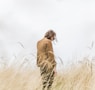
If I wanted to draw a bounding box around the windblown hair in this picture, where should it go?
[44,30,56,40]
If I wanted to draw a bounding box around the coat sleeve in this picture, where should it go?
[36,41,41,67]
[46,41,56,67]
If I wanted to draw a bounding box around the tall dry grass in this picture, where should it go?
[0,57,95,90]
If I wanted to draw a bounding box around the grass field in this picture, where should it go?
[0,57,95,90]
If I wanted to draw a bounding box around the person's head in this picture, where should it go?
[44,30,56,41]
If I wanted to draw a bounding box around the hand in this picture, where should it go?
[54,71,57,76]
[53,67,57,76]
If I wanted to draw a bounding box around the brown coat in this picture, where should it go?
[37,38,56,68]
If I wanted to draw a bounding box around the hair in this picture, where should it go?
[44,30,56,40]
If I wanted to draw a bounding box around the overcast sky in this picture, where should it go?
[0,0,95,67]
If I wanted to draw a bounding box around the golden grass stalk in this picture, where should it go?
[0,57,95,90]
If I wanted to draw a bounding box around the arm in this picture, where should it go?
[37,53,40,67]
[46,41,57,68]
[37,41,41,67]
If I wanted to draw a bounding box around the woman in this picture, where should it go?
[37,30,57,90]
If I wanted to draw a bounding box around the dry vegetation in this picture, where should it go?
[0,56,95,90]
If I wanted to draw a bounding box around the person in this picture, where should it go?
[37,30,57,90]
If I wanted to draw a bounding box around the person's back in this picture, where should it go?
[37,37,56,68]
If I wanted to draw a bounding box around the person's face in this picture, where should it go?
[51,35,56,41]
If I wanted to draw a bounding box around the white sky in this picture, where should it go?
[0,0,95,67]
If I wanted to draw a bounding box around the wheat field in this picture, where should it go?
[0,57,95,90]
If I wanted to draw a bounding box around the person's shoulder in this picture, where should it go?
[37,39,42,45]
[37,38,51,44]
[37,38,43,43]
[44,38,51,43]
[37,38,45,45]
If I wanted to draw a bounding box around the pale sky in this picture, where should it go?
[0,0,95,67]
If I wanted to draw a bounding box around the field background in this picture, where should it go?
[0,0,95,90]
[0,56,95,90]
